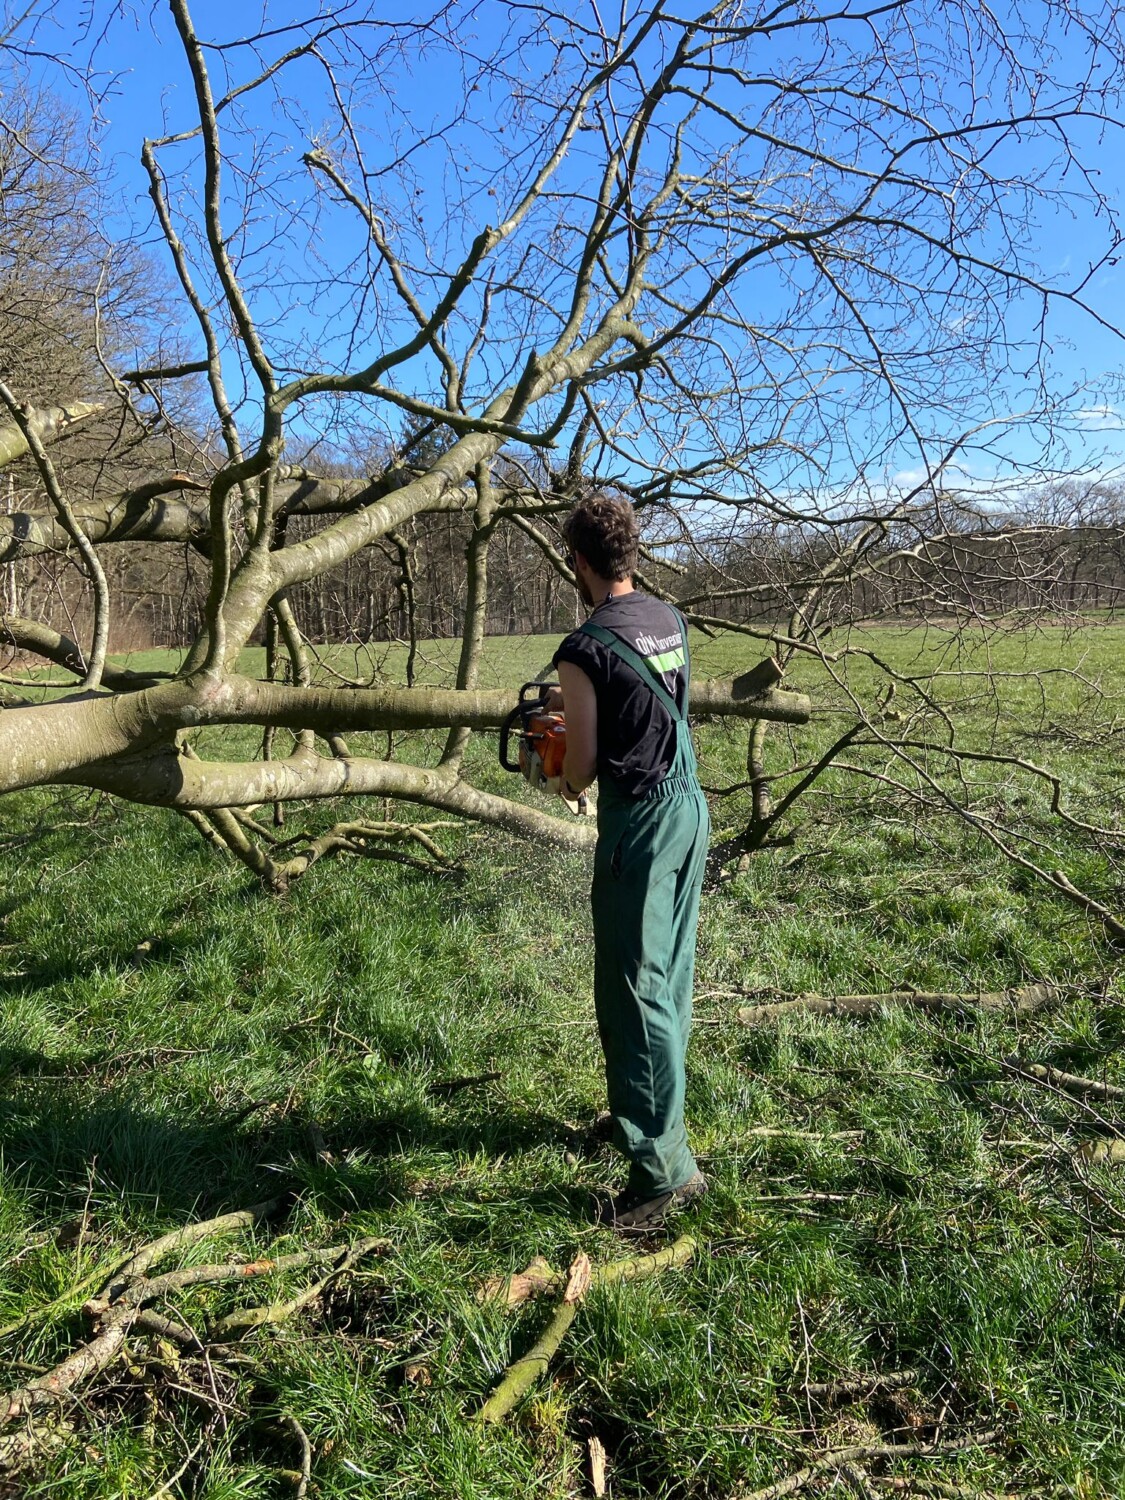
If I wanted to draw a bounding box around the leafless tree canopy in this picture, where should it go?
[0,0,1122,893]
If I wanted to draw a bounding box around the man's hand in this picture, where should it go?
[543,685,564,712]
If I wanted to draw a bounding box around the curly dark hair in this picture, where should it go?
[561,494,639,581]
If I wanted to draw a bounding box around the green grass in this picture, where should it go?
[1,624,1124,1496]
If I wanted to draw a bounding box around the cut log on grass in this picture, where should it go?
[477,1235,697,1423]
[737,985,1053,1027]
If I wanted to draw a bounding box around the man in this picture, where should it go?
[553,493,710,1231]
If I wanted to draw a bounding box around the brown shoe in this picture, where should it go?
[601,1171,708,1232]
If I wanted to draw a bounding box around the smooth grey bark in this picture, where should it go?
[0,670,812,798]
[0,402,102,470]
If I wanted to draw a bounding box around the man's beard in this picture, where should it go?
[576,572,595,607]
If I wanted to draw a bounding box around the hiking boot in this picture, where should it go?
[600,1171,708,1232]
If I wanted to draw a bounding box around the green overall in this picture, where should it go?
[579,616,710,1197]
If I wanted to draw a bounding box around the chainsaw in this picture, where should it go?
[499,681,589,815]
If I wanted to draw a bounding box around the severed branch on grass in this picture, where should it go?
[736,984,1054,1027]
[181,807,460,892]
[477,1255,560,1308]
[732,1429,1001,1500]
[0,1197,285,1344]
[207,1236,386,1337]
[1003,1060,1125,1102]
[477,1236,696,1422]
[869,1478,1025,1500]
[281,1411,312,1500]
[800,1368,920,1401]
[97,1197,286,1306]
[744,1125,864,1142]
[0,1201,387,1471]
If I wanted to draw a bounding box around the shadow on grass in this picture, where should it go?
[0,915,241,1000]
[279,1094,603,1229]
[0,1080,595,1229]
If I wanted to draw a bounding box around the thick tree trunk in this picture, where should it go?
[0,669,811,798]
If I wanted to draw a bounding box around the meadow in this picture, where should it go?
[1,622,1123,1498]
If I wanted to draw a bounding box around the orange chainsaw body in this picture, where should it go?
[499,681,589,814]
[519,708,568,782]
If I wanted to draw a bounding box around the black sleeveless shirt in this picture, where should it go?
[552,592,689,798]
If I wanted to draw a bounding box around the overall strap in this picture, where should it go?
[675,607,692,680]
[577,619,687,723]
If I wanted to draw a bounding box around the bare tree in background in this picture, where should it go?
[0,0,1122,917]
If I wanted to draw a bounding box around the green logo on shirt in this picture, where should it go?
[635,629,685,678]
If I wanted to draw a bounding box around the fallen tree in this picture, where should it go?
[0,0,1122,893]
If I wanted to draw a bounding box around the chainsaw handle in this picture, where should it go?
[498,704,524,772]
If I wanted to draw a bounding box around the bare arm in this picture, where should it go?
[557,659,598,793]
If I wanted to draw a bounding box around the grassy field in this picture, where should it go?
[1,624,1124,1497]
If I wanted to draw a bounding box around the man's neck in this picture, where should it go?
[589,576,634,605]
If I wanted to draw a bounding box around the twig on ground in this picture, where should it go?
[737,985,1053,1026]
[209,1236,386,1337]
[282,1411,312,1500]
[114,1242,384,1311]
[478,1292,581,1423]
[733,1429,1001,1500]
[745,1126,865,1142]
[0,1213,387,1472]
[0,1199,284,1344]
[97,1198,285,1307]
[140,1425,214,1500]
[131,1309,205,1350]
[801,1368,920,1400]
[870,1478,1025,1499]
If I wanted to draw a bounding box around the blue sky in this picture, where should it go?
[11,0,1125,503]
